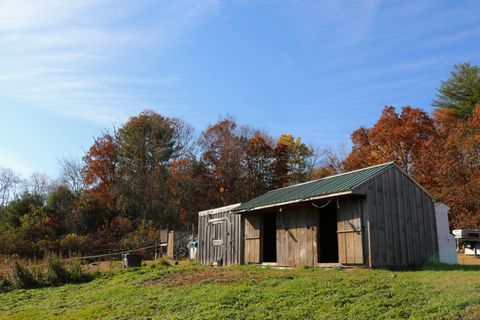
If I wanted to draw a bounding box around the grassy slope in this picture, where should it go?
[1,264,480,320]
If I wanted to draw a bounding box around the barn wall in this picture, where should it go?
[243,200,367,267]
[356,166,438,268]
[197,210,243,266]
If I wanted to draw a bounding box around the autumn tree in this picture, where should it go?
[433,62,480,119]
[83,131,119,210]
[417,107,480,228]
[344,106,436,175]
[166,158,207,228]
[200,118,248,206]
[273,134,313,186]
[245,134,275,198]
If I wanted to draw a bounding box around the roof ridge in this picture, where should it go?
[271,161,395,192]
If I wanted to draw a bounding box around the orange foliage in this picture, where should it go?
[344,105,480,229]
[82,132,118,209]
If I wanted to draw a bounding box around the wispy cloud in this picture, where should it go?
[0,0,219,125]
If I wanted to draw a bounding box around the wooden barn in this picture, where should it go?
[198,162,439,268]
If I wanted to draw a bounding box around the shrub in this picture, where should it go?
[46,257,95,285]
[0,275,12,293]
[46,257,72,285]
[11,258,95,290]
[11,262,43,289]
[67,260,95,283]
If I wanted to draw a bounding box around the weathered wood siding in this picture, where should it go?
[356,166,438,268]
[197,211,243,266]
[276,203,318,267]
[244,213,262,263]
[337,197,364,264]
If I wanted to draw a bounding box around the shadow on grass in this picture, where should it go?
[422,262,480,271]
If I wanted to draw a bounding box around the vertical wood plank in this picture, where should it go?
[368,179,378,267]
[388,168,401,267]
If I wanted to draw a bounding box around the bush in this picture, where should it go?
[46,257,95,285]
[10,258,95,290]
[46,257,72,285]
[11,262,43,289]
[0,275,12,292]
[67,260,95,283]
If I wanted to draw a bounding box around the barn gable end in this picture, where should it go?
[353,165,438,268]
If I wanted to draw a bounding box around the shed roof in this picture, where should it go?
[233,162,395,213]
[198,203,241,217]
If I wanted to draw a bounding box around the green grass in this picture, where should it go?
[1,263,480,319]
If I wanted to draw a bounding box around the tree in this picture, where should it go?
[170,118,196,160]
[344,106,436,175]
[47,185,78,234]
[200,118,248,205]
[166,158,206,228]
[433,62,480,119]
[1,192,44,229]
[25,172,52,200]
[116,110,176,224]
[274,134,313,186]
[57,157,86,195]
[245,134,275,198]
[0,167,20,207]
[308,145,347,179]
[416,107,480,228]
[83,131,119,210]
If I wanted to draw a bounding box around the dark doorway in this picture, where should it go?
[262,213,277,262]
[317,202,339,263]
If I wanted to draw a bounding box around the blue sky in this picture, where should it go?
[1,0,480,177]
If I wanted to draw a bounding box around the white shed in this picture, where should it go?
[435,203,457,264]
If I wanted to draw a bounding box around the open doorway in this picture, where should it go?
[317,201,339,263]
[262,213,277,262]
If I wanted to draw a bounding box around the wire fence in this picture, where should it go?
[0,244,160,275]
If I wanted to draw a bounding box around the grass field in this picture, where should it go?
[1,263,480,319]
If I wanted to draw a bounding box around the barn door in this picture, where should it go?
[337,199,364,264]
[244,214,262,263]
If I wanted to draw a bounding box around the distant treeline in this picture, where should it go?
[0,62,479,258]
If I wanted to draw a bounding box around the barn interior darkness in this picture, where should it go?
[317,201,339,263]
[262,213,277,262]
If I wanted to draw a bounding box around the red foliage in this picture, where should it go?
[82,132,118,210]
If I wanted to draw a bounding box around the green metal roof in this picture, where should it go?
[233,162,394,213]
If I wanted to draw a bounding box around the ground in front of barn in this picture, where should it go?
[1,262,480,319]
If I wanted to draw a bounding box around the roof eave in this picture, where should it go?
[232,191,354,214]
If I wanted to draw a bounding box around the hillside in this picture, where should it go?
[1,263,480,319]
